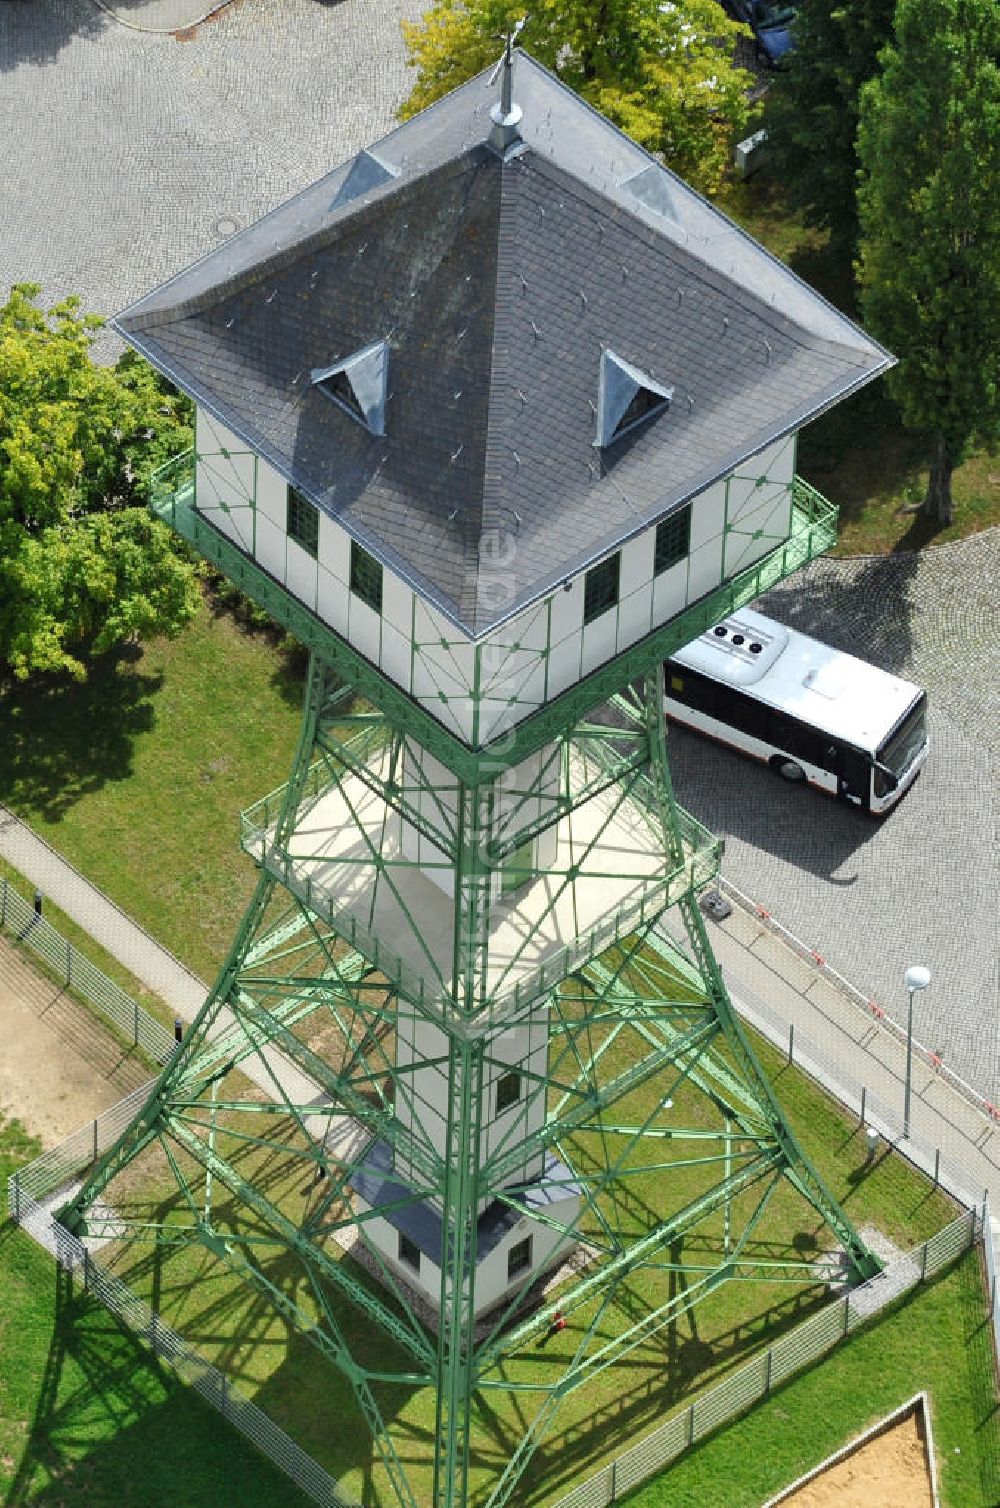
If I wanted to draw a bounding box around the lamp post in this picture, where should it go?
[903,965,931,1140]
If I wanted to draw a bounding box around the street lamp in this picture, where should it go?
[903,964,931,1140]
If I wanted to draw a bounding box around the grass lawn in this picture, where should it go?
[0,857,172,1033]
[625,1246,1000,1507]
[0,1116,312,1508]
[79,948,960,1508]
[720,176,1000,555]
[0,596,304,986]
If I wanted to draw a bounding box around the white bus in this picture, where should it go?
[665,608,928,815]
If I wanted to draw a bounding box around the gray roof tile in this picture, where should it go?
[116,53,892,637]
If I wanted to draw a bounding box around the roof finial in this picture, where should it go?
[489,16,528,156]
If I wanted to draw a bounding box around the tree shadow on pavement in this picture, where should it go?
[0,0,108,76]
[0,648,163,825]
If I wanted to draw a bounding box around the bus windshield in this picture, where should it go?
[876,694,927,793]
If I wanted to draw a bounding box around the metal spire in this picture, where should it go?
[489,16,527,155]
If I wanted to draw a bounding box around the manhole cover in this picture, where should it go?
[214,216,239,238]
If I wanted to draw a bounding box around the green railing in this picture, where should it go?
[150,451,838,784]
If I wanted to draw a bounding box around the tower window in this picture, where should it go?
[287,487,319,558]
[654,505,691,575]
[398,1232,421,1272]
[507,1236,533,1281]
[583,553,620,625]
[496,1070,522,1115]
[350,541,383,614]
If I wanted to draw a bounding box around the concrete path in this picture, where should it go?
[0,803,206,1017]
[3,795,998,1214]
[0,804,329,1110]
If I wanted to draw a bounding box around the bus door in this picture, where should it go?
[836,745,870,808]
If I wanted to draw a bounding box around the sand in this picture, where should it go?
[781,1410,935,1508]
[0,933,150,1148]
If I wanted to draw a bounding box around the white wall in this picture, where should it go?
[193,409,798,748]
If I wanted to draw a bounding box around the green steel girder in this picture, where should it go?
[151,451,837,784]
[63,616,882,1508]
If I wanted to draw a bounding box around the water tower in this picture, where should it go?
[63,46,892,1508]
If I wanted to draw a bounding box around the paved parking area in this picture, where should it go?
[1,0,997,1097]
[668,530,1000,1099]
[0,0,424,344]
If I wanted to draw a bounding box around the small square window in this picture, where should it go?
[350,541,383,614]
[507,1236,533,1282]
[287,487,319,559]
[398,1232,420,1272]
[583,553,620,625]
[654,505,691,575]
[496,1070,522,1115]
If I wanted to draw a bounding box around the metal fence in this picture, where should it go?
[549,1209,980,1508]
[983,1198,1000,1368]
[7,1178,358,1508]
[5,1101,982,1508]
[0,876,174,1065]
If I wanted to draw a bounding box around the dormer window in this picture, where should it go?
[595,349,673,448]
[311,340,388,436]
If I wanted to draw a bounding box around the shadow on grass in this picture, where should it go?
[960,1252,1000,1508]
[202,574,308,711]
[0,648,163,825]
[3,1259,309,1508]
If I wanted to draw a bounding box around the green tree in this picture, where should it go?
[401,0,755,198]
[764,0,896,259]
[0,283,199,679]
[856,0,1000,523]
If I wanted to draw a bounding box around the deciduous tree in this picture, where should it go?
[0,284,199,679]
[856,0,1000,523]
[401,0,755,198]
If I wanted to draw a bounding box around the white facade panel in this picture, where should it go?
[687,533,725,603]
[286,537,318,612]
[317,566,349,635]
[617,582,653,652]
[581,610,616,678]
[380,622,412,691]
[253,511,286,584]
[690,480,727,548]
[254,454,290,529]
[620,532,653,599]
[317,511,349,586]
[349,594,381,665]
[381,566,413,638]
[651,558,688,625]
[545,633,582,702]
[548,580,583,646]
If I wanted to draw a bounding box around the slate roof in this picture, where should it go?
[115,52,893,637]
[349,1140,581,1266]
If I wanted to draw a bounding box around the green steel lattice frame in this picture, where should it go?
[59,462,878,1508]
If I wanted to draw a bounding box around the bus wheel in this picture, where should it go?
[770,757,806,783]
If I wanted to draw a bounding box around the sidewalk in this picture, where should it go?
[0,806,325,1110]
[3,803,998,1215]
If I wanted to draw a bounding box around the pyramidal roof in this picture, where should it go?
[115,52,892,638]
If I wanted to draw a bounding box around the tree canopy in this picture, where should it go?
[0,284,199,679]
[400,0,755,198]
[764,0,896,259]
[856,0,1000,522]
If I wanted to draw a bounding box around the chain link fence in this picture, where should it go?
[6,1086,980,1508]
[549,1209,980,1508]
[0,876,174,1066]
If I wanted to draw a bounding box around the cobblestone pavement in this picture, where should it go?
[1,0,997,1097]
[0,0,425,349]
[668,529,1000,1100]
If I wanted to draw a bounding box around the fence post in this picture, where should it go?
[787,1023,794,1064]
[933,1147,940,1185]
[920,1240,928,1281]
[92,1119,98,1162]
[764,1347,772,1394]
[687,1402,695,1446]
[859,1085,866,1126]
[66,937,72,987]
[1,877,6,929]
[842,1289,850,1337]
[133,997,139,1048]
[12,1171,20,1224]
[609,1459,617,1503]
